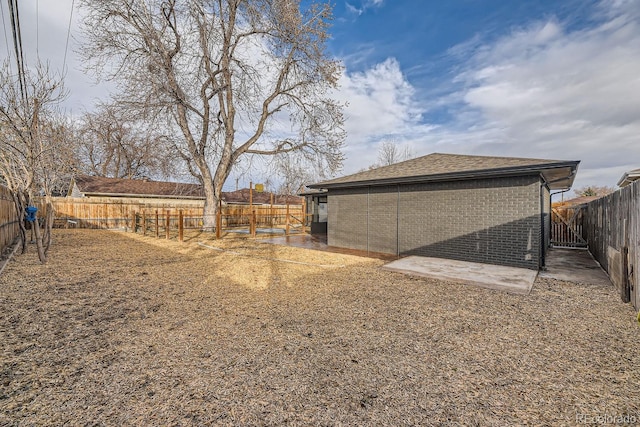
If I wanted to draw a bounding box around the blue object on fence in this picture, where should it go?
[25,206,38,222]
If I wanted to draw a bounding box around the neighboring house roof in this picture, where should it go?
[70,175,204,199]
[617,168,640,188]
[309,153,580,190]
[552,195,600,208]
[69,175,302,204]
[298,188,328,197]
[223,188,302,205]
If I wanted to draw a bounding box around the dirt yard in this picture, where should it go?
[1,230,639,426]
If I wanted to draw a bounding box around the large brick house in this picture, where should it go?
[308,153,580,270]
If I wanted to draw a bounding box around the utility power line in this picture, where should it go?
[62,0,75,73]
[0,1,12,72]
[7,0,28,104]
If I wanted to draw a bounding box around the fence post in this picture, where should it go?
[251,210,257,237]
[131,211,136,233]
[155,209,159,238]
[270,193,274,227]
[178,210,184,242]
[285,203,290,235]
[142,212,147,236]
[165,210,171,239]
[216,210,222,239]
[622,246,631,303]
[301,199,306,234]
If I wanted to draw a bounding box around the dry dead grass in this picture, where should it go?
[1,229,639,426]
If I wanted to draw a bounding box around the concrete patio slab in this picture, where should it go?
[382,256,538,295]
[538,248,611,286]
[261,234,397,260]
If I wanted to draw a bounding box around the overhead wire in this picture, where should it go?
[7,0,27,103]
[0,1,12,72]
[62,0,75,73]
[35,0,39,59]
[14,0,27,97]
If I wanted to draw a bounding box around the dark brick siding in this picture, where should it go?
[368,186,398,254]
[327,188,368,251]
[327,175,543,270]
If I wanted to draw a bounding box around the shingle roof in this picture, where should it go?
[71,175,302,204]
[552,195,600,207]
[223,188,302,205]
[310,153,580,190]
[72,175,204,198]
[617,168,640,187]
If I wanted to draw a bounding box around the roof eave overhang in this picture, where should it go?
[617,172,640,187]
[309,161,580,191]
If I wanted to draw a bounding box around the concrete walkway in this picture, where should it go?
[538,247,611,286]
[382,256,538,295]
[265,235,612,292]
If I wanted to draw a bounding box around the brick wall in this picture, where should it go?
[327,175,543,269]
[368,186,399,254]
[327,188,368,251]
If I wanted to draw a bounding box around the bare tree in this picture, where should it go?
[79,0,345,229]
[360,141,413,171]
[573,185,616,198]
[275,155,317,195]
[77,104,175,179]
[0,61,68,262]
[377,141,413,166]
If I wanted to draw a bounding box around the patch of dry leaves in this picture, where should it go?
[1,229,639,426]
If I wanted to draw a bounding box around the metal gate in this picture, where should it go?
[551,205,587,248]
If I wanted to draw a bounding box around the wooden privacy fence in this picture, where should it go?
[0,185,20,254]
[129,205,307,241]
[551,205,587,248]
[583,180,640,310]
[48,197,203,229]
[46,197,306,237]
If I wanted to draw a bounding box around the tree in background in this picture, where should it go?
[79,0,344,229]
[0,61,69,262]
[377,140,413,167]
[361,141,413,171]
[573,186,616,198]
[77,104,176,180]
[275,154,317,195]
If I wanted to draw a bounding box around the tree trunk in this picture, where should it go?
[33,216,47,264]
[11,192,28,254]
[202,178,218,231]
[42,201,55,255]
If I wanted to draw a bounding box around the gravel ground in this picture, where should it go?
[1,229,639,426]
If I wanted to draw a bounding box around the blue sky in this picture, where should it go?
[325,0,640,191]
[3,0,639,192]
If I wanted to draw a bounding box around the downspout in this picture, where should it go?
[550,189,570,204]
[539,180,553,269]
[540,181,545,269]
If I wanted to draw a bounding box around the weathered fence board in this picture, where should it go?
[551,206,587,247]
[47,197,304,230]
[583,180,639,309]
[0,185,19,254]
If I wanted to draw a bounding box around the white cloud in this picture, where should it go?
[337,1,640,190]
[335,58,428,170]
[345,0,384,17]
[0,0,113,113]
[448,2,640,188]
